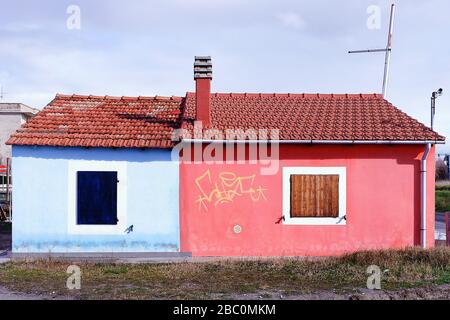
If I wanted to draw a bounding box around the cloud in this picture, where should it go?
[277,12,306,30]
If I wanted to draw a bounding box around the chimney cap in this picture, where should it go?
[194,56,212,79]
[194,56,211,60]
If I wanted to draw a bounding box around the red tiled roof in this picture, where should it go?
[184,93,445,142]
[7,92,445,148]
[7,94,184,149]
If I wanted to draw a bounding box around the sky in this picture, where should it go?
[0,0,449,152]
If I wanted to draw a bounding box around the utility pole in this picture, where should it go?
[349,4,396,99]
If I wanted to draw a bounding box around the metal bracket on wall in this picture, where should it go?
[275,215,285,224]
[124,225,134,234]
[336,215,347,224]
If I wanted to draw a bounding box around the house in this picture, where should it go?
[0,103,39,164]
[0,103,38,218]
[6,57,445,256]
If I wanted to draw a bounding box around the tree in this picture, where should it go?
[436,159,449,181]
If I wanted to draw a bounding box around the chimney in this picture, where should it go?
[194,56,212,126]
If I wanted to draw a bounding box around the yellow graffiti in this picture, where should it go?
[194,170,267,211]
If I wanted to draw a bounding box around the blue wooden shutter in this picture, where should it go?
[77,171,118,225]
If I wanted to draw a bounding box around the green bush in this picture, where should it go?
[436,190,450,212]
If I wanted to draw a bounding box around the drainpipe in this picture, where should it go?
[421,143,431,249]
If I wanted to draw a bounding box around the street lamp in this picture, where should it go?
[431,88,443,130]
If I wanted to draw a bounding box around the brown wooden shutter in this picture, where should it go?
[290,175,339,218]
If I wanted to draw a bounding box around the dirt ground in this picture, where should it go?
[0,286,60,300]
[231,285,450,300]
[1,284,449,301]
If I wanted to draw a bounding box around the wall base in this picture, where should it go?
[10,252,192,262]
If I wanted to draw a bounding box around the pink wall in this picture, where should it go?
[180,144,435,256]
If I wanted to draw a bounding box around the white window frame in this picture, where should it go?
[282,167,347,226]
[68,160,127,235]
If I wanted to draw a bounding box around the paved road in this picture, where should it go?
[436,212,447,223]
[436,213,447,240]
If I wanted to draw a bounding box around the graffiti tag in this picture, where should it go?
[195,170,267,211]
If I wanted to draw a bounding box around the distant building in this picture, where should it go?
[0,103,39,164]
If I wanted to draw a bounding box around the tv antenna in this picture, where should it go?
[349,4,396,98]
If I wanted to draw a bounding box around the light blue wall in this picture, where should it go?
[12,146,180,253]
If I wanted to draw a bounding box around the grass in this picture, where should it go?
[436,185,450,212]
[0,247,449,299]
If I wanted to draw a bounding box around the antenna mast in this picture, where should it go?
[349,4,396,98]
[0,85,8,101]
